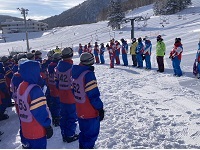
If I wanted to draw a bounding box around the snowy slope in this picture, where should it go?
[1,0,200,148]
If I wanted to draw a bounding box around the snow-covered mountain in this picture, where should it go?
[1,0,200,148]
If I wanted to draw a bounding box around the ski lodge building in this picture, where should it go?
[1,19,48,34]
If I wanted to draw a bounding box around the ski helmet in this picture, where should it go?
[52,53,61,61]
[26,52,35,60]
[61,47,73,58]
[1,56,9,63]
[47,50,54,58]
[80,52,94,66]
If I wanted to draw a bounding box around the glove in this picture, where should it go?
[98,109,104,121]
[45,126,53,139]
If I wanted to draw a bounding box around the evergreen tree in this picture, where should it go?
[108,0,125,30]
[153,0,192,15]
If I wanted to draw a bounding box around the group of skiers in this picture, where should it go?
[78,35,183,77]
[0,48,104,149]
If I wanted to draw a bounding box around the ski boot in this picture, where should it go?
[63,134,79,143]
[52,117,60,127]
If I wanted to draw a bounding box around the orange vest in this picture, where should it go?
[18,82,46,139]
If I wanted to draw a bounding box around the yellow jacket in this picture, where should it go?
[54,48,61,53]
[130,42,138,55]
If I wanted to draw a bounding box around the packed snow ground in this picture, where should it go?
[1,0,200,148]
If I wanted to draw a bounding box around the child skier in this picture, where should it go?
[0,62,9,121]
[130,38,138,67]
[71,52,104,149]
[194,41,200,78]
[120,38,128,66]
[47,53,61,127]
[169,38,183,77]
[17,60,53,149]
[55,47,78,143]
[100,43,105,64]
[136,37,144,68]
[93,42,100,64]
[143,37,152,70]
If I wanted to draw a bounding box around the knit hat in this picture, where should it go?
[61,47,73,58]
[80,52,94,66]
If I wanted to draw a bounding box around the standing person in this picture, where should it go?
[0,62,9,121]
[26,52,35,60]
[54,46,62,54]
[136,37,144,68]
[10,58,28,148]
[88,43,92,53]
[47,53,61,127]
[41,50,54,111]
[156,35,166,72]
[71,52,104,149]
[83,45,88,53]
[120,38,128,66]
[108,44,115,68]
[1,56,13,107]
[17,60,53,149]
[55,47,78,143]
[93,42,100,64]
[78,44,83,57]
[130,38,138,67]
[99,43,105,64]
[143,37,152,70]
[194,41,200,78]
[115,40,121,65]
[169,38,183,77]
[34,50,43,63]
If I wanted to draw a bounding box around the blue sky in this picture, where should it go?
[0,0,86,20]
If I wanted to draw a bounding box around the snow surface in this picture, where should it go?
[1,0,200,148]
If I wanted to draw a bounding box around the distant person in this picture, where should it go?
[115,40,121,65]
[130,38,138,67]
[71,52,104,149]
[99,43,105,64]
[108,43,114,68]
[121,38,128,66]
[54,46,61,54]
[169,38,183,77]
[143,37,152,70]
[136,37,144,68]
[78,44,83,57]
[193,41,200,78]
[17,60,53,149]
[88,43,92,53]
[156,35,166,72]
[93,42,100,64]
